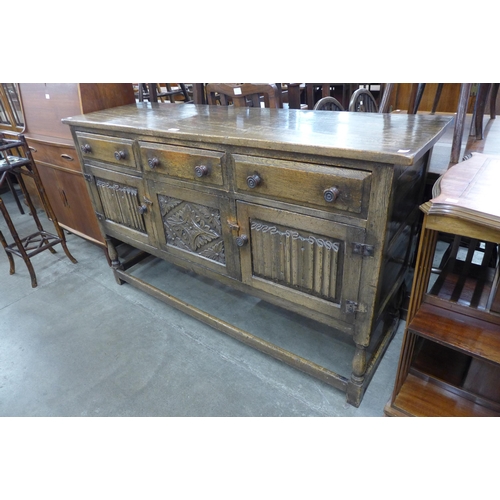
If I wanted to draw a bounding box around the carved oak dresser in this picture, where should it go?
[63,103,452,406]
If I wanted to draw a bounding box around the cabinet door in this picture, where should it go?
[236,201,366,323]
[36,163,105,244]
[146,179,239,278]
[84,165,156,247]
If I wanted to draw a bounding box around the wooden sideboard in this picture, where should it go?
[18,83,136,249]
[63,103,452,406]
[385,153,500,416]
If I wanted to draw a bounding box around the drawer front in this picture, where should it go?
[75,132,136,169]
[139,142,225,187]
[233,154,371,214]
[28,140,81,173]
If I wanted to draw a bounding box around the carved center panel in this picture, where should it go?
[158,195,225,265]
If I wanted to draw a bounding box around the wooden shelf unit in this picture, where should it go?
[386,152,500,417]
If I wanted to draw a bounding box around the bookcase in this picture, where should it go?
[385,152,500,416]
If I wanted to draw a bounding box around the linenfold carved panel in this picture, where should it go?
[158,195,225,264]
[250,220,342,302]
[95,178,146,233]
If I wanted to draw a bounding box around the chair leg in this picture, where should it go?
[473,83,492,140]
[450,83,472,165]
[430,83,444,114]
[491,83,499,119]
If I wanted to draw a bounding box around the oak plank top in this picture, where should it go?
[62,103,453,166]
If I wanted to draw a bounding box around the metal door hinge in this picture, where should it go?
[83,173,93,182]
[95,211,104,221]
[345,300,366,314]
[352,242,374,257]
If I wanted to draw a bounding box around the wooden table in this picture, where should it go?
[63,104,452,406]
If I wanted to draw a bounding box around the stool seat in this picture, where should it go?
[0,134,77,288]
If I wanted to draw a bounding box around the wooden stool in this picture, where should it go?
[0,134,77,288]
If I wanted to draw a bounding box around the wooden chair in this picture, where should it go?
[348,85,394,113]
[205,83,282,108]
[348,88,379,112]
[137,83,191,103]
[313,96,344,111]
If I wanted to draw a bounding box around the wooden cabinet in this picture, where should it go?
[63,103,451,406]
[18,83,136,248]
[385,153,500,416]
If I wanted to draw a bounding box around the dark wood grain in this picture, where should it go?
[62,103,453,166]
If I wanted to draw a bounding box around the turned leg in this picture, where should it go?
[346,344,367,407]
[105,236,125,285]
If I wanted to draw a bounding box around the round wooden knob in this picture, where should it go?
[323,187,340,203]
[235,235,249,247]
[80,143,92,154]
[148,157,159,168]
[114,150,126,160]
[247,174,261,189]
[194,165,209,177]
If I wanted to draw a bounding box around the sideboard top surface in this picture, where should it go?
[62,103,453,166]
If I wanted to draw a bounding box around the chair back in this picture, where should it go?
[313,96,344,111]
[205,83,282,108]
[349,88,379,112]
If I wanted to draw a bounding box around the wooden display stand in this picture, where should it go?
[385,152,500,417]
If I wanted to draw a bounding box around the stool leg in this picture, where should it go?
[21,147,78,265]
[0,227,16,276]
[0,196,38,287]
[15,172,57,255]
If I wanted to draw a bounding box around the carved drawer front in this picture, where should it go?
[147,180,238,277]
[28,140,81,173]
[236,202,366,322]
[75,132,136,169]
[233,154,371,215]
[85,166,155,246]
[139,142,225,187]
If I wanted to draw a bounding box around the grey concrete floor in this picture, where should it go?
[0,188,405,417]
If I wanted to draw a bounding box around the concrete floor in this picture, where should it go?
[0,187,405,417]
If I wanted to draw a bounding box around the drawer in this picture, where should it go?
[139,142,225,187]
[75,132,136,169]
[233,155,371,215]
[28,140,81,173]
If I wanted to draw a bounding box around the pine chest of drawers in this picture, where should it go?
[63,103,452,406]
